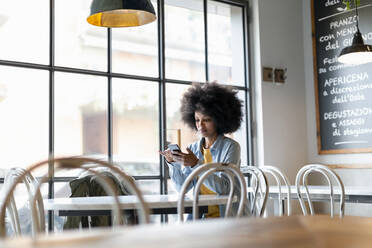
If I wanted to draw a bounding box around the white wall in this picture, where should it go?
[252,0,372,216]
[255,0,308,182]
[302,0,372,216]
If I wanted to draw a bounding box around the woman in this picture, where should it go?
[160,82,243,218]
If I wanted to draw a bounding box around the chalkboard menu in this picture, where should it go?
[312,0,372,154]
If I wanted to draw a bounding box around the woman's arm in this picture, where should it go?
[166,161,195,192]
[165,144,204,192]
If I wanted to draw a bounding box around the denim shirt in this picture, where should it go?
[167,135,241,194]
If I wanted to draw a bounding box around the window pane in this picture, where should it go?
[54,72,107,160]
[55,0,107,71]
[231,91,248,166]
[112,79,159,176]
[136,180,160,194]
[166,84,198,151]
[0,0,49,64]
[165,0,205,82]
[0,66,48,172]
[112,1,158,77]
[208,1,245,86]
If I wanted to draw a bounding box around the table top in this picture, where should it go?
[2,215,372,248]
[43,185,372,213]
[43,194,231,211]
[264,185,372,203]
[268,185,372,195]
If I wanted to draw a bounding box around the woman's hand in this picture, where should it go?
[172,148,199,167]
[159,149,175,163]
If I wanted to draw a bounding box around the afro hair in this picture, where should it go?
[180,82,243,135]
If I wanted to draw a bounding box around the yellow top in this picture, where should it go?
[199,147,220,218]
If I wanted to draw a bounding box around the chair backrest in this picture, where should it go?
[3,168,45,236]
[261,165,292,216]
[177,162,247,221]
[295,164,345,218]
[0,156,150,238]
[242,166,269,217]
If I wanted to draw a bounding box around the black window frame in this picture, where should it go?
[0,0,252,229]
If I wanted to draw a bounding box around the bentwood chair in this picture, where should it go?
[261,165,292,216]
[0,156,150,238]
[295,164,345,218]
[242,166,269,217]
[3,168,45,236]
[177,162,247,221]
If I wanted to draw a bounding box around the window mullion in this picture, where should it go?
[204,0,209,82]
[108,28,113,163]
[158,0,168,196]
[48,0,56,232]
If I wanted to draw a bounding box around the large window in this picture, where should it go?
[0,0,251,224]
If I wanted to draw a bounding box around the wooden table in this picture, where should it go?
[44,194,231,216]
[2,215,372,247]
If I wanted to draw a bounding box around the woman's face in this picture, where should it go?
[194,111,217,138]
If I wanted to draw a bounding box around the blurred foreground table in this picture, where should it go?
[2,215,372,248]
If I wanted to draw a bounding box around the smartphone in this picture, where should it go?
[168,144,181,153]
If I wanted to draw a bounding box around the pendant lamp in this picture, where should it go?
[338,0,372,64]
[87,0,156,28]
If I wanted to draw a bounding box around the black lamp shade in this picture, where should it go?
[87,0,156,27]
[338,30,372,64]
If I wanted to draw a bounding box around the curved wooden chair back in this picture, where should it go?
[295,164,345,218]
[177,162,247,221]
[261,165,292,216]
[0,156,150,238]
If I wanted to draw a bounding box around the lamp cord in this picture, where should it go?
[354,0,359,30]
